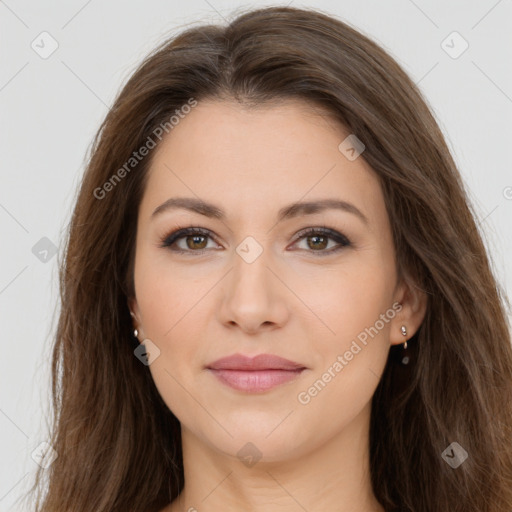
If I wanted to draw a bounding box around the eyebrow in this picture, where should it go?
[151,197,369,225]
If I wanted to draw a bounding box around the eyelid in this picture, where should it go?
[292,226,350,244]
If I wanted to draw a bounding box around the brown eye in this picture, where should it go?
[293,227,351,255]
[160,227,217,253]
[185,234,208,250]
[306,234,329,251]
[160,226,351,256]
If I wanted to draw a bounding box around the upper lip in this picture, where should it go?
[207,353,306,371]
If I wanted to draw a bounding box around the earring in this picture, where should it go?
[133,328,138,338]
[400,325,409,365]
[400,325,407,349]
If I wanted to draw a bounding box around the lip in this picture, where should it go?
[206,353,307,392]
[207,353,305,371]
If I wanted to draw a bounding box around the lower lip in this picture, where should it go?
[208,368,305,392]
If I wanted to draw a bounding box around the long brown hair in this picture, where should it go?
[24,6,512,512]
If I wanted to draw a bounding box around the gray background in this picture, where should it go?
[1,0,511,510]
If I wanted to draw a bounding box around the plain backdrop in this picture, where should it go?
[1,0,511,510]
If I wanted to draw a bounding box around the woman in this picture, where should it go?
[26,6,512,512]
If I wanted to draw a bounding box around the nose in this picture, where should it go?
[217,246,290,334]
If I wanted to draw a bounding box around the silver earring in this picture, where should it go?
[400,325,408,349]
[133,328,138,338]
[400,325,409,365]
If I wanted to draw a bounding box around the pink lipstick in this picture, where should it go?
[206,353,306,392]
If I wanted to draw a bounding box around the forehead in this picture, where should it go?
[140,99,383,225]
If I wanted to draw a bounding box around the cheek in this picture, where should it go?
[139,293,203,420]
[294,276,393,430]
[134,257,210,399]
[299,258,394,341]
[135,252,204,337]
[299,261,394,403]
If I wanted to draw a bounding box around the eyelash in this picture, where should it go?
[159,225,351,256]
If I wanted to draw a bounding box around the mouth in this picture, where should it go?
[206,353,307,393]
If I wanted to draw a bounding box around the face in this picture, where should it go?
[129,99,413,463]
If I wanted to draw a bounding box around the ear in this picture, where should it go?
[389,274,428,346]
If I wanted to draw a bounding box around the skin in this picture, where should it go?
[128,99,427,512]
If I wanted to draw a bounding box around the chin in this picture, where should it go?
[197,419,311,464]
